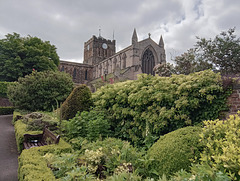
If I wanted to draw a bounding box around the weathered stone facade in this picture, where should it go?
[59,29,166,83]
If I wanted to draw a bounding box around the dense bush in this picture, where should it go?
[65,110,111,142]
[93,70,228,147]
[147,126,203,179]
[0,106,14,115]
[7,70,73,111]
[199,113,240,180]
[79,137,143,179]
[0,81,13,97]
[61,84,92,120]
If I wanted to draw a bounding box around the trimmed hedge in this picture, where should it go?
[0,106,14,115]
[147,126,203,178]
[18,149,56,181]
[14,113,72,153]
[61,84,92,120]
[15,112,72,181]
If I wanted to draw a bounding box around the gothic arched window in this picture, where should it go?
[141,48,155,75]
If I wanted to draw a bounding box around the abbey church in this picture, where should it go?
[59,29,166,87]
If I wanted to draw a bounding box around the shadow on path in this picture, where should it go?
[0,115,18,181]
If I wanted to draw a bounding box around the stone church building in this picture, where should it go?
[59,29,166,86]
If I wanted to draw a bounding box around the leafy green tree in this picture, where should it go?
[196,28,240,75]
[173,28,240,75]
[0,33,59,81]
[7,70,73,111]
[174,49,213,75]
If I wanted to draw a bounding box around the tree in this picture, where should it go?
[196,28,240,75]
[0,33,60,82]
[174,48,213,75]
[173,28,240,75]
[7,70,74,111]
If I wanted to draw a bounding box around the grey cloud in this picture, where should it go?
[0,0,240,63]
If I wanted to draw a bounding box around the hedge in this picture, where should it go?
[18,149,56,181]
[14,112,72,181]
[14,118,72,153]
[0,106,14,115]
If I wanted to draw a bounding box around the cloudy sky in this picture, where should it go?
[0,0,240,63]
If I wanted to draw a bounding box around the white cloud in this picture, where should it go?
[0,0,239,63]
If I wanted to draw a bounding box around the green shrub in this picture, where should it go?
[0,81,14,97]
[147,126,203,179]
[66,110,111,142]
[79,137,143,178]
[0,106,14,115]
[7,70,73,111]
[18,149,55,181]
[165,163,231,181]
[92,70,228,147]
[61,84,92,120]
[199,113,240,180]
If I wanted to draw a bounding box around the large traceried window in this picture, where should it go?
[141,48,155,75]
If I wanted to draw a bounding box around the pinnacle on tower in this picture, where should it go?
[159,35,164,48]
[132,28,138,45]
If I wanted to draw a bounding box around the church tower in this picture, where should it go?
[83,35,116,65]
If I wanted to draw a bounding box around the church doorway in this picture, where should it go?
[141,48,155,75]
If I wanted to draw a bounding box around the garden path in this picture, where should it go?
[0,115,18,181]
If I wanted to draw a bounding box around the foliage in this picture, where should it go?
[65,110,111,142]
[158,163,231,181]
[105,171,142,181]
[0,81,14,97]
[18,149,55,181]
[147,126,203,179]
[199,113,240,180]
[14,113,71,152]
[0,32,59,82]
[0,106,14,115]
[79,137,143,178]
[93,70,228,147]
[61,84,92,120]
[7,70,73,111]
[153,62,176,77]
[173,28,240,75]
[173,48,213,75]
[196,28,240,75]
[21,112,58,131]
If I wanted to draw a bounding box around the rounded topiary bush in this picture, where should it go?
[147,126,203,178]
[61,84,92,120]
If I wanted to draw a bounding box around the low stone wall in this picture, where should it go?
[0,97,12,107]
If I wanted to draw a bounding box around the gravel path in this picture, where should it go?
[0,115,18,181]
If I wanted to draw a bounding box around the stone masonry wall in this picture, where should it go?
[227,85,240,116]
